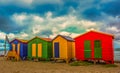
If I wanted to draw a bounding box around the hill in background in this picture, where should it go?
[115,48,120,51]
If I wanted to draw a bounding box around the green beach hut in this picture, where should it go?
[27,36,52,60]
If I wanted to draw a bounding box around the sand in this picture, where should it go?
[0,57,120,73]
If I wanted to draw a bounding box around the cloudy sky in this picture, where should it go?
[0,0,120,48]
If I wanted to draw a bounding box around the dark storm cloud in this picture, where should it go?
[0,5,28,33]
[100,0,120,16]
[82,7,102,21]
[80,0,120,21]
[0,16,28,34]
[0,17,14,33]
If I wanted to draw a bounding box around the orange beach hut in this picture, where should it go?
[52,35,75,63]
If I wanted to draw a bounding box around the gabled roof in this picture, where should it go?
[28,36,51,42]
[52,35,74,41]
[41,37,52,41]
[75,30,114,39]
[10,38,28,43]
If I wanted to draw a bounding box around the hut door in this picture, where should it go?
[94,40,102,58]
[84,41,91,58]
[54,42,59,58]
[38,44,42,57]
[15,44,17,52]
[17,43,20,55]
[32,44,36,57]
[12,44,15,51]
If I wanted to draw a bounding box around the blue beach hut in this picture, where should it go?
[9,38,28,60]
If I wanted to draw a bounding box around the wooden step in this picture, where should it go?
[7,51,20,61]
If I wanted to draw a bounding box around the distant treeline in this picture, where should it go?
[115,48,120,51]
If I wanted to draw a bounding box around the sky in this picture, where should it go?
[0,0,120,48]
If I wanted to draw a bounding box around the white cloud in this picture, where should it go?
[49,34,57,39]
[70,33,80,38]
[32,25,43,34]
[12,13,44,26]
[106,27,119,32]
[0,31,16,40]
[99,13,120,40]
[19,32,29,38]
[0,30,30,41]
[59,31,80,38]
[52,27,59,34]
[59,31,70,36]
[80,20,98,28]
[8,32,29,40]
[33,15,44,23]
[12,13,27,26]
[0,31,6,40]
[8,33,15,39]
[22,0,33,4]
[11,12,101,39]
[46,12,52,19]
[49,31,79,39]
[86,28,96,32]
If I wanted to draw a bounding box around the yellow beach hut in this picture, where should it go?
[52,35,75,63]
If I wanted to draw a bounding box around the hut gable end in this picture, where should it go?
[52,35,74,42]
[28,36,51,43]
[53,36,67,42]
[75,30,114,39]
[10,39,28,44]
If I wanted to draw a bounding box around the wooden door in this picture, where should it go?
[54,42,59,58]
[32,44,36,57]
[38,44,42,57]
[12,43,15,51]
[84,40,91,58]
[94,40,102,58]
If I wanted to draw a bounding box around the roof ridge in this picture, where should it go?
[10,38,28,43]
[28,36,51,42]
[53,35,74,41]
[75,30,114,39]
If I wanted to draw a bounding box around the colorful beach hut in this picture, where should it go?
[7,39,28,60]
[52,35,75,63]
[27,36,52,60]
[74,30,114,64]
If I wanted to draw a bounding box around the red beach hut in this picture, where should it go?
[74,30,114,64]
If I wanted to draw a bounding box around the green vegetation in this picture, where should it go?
[103,64,118,67]
[38,58,50,63]
[115,48,120,51]
[11,58,18,62]
[70,61,118,67]
[70,61,93,66]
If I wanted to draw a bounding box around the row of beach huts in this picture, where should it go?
[6,30,114,64]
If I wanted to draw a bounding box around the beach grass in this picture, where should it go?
[70,61,93,66]
[103,64,118,67]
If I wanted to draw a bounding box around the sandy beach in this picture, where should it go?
[0,57,120,73]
